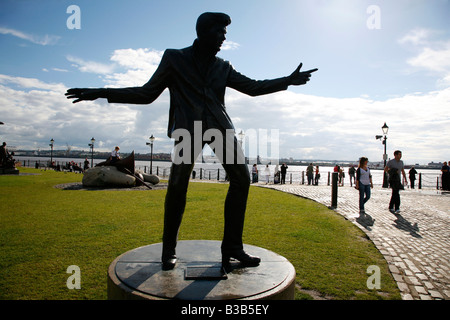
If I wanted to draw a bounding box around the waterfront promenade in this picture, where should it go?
[259,183,450,300]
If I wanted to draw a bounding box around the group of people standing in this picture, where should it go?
[306,163,320,185]
[251,163,289,184]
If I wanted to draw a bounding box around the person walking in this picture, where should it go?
[348,165,356,187]
[355,157,373,215]
[385,150,408,214]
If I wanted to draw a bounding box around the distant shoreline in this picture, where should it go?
[13,154,444,170]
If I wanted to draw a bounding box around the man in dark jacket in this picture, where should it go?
[66,12,318,270]
[280,163,288,184]
[408,166,417,189]
[385,150,408,214]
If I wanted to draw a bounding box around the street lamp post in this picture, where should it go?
[146,135,155,174]
[49,138,54,166]
[88,137,95,168]
[376,122,389,188]
[0,123,4,146]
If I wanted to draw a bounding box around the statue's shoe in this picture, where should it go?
[222,250,260,271]
[161,255,177,270]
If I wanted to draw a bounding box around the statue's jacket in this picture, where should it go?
[106,40,290,138]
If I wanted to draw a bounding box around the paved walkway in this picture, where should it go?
[259,183,450,300]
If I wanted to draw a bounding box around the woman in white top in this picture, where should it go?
[264,165,270,184]
[355,157,373,214]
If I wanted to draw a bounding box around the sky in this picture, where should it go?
[0,0,449,165]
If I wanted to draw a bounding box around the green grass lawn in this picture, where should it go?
[0,168,400,300]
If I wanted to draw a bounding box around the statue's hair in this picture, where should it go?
[196,12,231,38]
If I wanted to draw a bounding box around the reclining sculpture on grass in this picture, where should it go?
[82,151,158,188]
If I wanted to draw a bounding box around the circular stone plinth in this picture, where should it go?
[107,240,295,300]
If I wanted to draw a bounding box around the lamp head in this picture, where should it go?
[382,123,389,135]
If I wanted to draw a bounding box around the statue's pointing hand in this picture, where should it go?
[289,63,318,86]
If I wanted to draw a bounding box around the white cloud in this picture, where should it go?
[438,74,450,87]
[221,40,240,51]
[43,67,69,73]
[398,28,436,46]
[0,27,60,46]
[110,48,163,70]
[68,48,164,87]
[0,73,139,152]
[104,48,164,87]
[0,74,65,92]
[66,55,115,74]
[399,28,450,87]
[407,44,450,73]
[52,68,69,73]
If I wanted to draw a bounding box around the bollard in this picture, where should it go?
[290,173,292,184]
[418,173,422,189]
[330,172,338,209]
[327,172,330,186]
[301,171,305,185]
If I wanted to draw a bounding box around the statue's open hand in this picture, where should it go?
[289,63,318,86]
[65,88,105,103]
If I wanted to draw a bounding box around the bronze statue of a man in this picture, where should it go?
[66,12,317,271]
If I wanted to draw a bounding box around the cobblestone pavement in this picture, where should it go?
[259,183,450,300]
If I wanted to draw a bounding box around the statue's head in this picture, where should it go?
[196,12,231,53]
